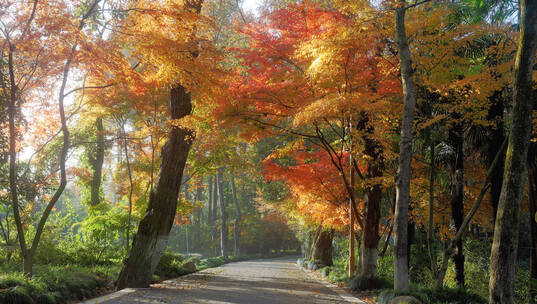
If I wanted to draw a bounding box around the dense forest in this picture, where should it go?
[0,0,536,303]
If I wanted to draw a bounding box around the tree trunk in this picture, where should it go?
[217,169,228,257]
[489,2,537,302]
[193,180,202,253]
[358,112,383,279]
[122,121,134,252]
[528,163,537,303]
[89,117,105,206]
[486,90,506,225]
[207,176,213,225]
[116,84,194,289]
[361,185,381,278]
[312,229,334,267]
[393,0,417,291]
[231,174,241,256]
[449,126,465,287]
[211,176,219,256]
[427,140,438,280]
[309,225,322,259]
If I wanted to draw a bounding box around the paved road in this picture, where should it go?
[87,256,363,304]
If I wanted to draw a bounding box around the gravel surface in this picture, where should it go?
[89,256,360,304]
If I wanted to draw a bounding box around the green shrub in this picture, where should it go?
[348,275,392,291]
[155,252,190,279]
[319,266,330,277]
[0,286,35,304]
[377,287,486,304]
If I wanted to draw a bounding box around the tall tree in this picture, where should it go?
[3,0,102,275]
[489,0,537,302]
[231,174,241,256]
[393,0,418,291]
[192,179,202,253]
[116,84,195,288]
[217,169,228,257]
[448,123,465,287]
[88,117,106,206]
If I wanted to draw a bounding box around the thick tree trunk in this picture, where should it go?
[393,1,417,291]
[312,229,334,267]
[489,2,537,302]
[116,84,194,289]
[449,126,465,287]
[89,117,105,206]
[217,169,228,257]
[358,112,383,279]
[361,185,381,278]
[231,174,241,256]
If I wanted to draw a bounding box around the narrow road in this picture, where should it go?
[86,256,363,304]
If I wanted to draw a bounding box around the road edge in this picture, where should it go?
[297,264,368,304]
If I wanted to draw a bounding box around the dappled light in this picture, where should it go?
[0,0,536,303]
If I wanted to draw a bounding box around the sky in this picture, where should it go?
[241,0,263,15]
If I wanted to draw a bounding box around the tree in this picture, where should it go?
[216,168,228,257]
[489,0,537,302]
[393,0,418,291]
[1,0,104,275]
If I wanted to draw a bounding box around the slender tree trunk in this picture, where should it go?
[427,140,438,280]
[489,2,537,302]
[193,180,202,253]
[310,225,322,259]
[231,174,241,256]
[393,0,417,291]
[116,84,194,289]
[211,176,219,256]
[207,176,213,225]
[6,0,97,272]
[89,117,105,206]
[486,91,506,225]
[217,169,228,257]
[122,122,134,252]
[449,126,465,287]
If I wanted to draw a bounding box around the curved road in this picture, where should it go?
[84,256,365,304]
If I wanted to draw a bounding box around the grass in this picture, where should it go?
[0,264,121,304]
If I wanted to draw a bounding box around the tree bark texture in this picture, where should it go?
[448,125,465,287]
[528,164,537,303]
[116,84,194,289]
[358,112,383,279]
[489,2,537,302]
[393,1,417,291]
[89,117,105,206]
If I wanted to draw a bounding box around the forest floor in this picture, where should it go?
[80,256,367,304]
